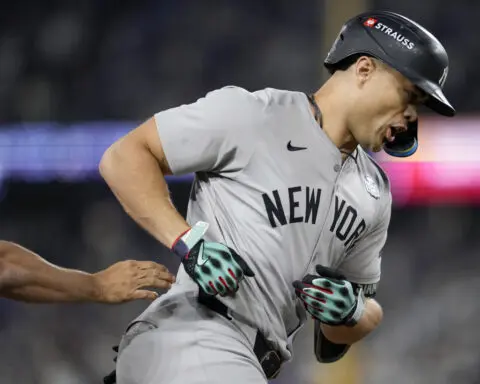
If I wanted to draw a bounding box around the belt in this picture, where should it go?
[197,292,283,380]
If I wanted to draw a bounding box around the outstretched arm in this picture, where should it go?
[0,241,175,303]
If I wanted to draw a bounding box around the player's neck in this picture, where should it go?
[312,79,358,161]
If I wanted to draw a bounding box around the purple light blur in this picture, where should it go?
[0,122,193,183]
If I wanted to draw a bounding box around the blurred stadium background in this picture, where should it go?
[1,0,479,383]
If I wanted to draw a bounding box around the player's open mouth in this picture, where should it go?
[385,125,406,143]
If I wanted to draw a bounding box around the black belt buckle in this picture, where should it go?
[259,349,282,379]
[253,330,282,380]
[103,370,116,384]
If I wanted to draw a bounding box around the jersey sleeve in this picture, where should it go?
[154,86,260,175]
[336,195,392,296]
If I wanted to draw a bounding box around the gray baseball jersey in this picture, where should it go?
[135,86,392,361]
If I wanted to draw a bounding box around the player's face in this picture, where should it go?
[349,58,427,152]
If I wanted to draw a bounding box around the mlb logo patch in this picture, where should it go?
[364,175,380,199]
[364,17,378,27]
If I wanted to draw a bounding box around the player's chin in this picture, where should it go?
[373,136,389,153]
[363,141,383,153]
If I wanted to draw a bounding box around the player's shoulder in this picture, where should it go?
[254,87,307,107]
[356,147,392,201]
[206,86,305,108]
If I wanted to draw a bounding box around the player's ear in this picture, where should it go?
[355,56,376,86]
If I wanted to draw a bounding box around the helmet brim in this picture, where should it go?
[402,69,456,117]
[420,81,456,117]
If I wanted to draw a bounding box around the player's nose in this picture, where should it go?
[404,104,418,123]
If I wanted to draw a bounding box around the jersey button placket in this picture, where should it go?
[303,158,343,276]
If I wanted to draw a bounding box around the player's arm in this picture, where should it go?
[319,200,391,346]
[313,296,382,362]
[99,117,189,249]
[294,196,391,362]
[295,266,383,362]
[318,290,383,345]
[0,241,175,303]
[99,87,258,296]
[99,87,257,248]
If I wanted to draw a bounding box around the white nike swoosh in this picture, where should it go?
[196,244,209,266]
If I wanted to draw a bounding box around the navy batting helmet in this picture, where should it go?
[324,11,455,157]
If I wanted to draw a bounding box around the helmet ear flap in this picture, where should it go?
[383,120,418,157]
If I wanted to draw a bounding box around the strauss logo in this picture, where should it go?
[363,17,416,50]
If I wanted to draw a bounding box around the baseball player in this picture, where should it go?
[100,11,454,384]
[0,240,175,303]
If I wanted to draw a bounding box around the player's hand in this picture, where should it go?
[172,222,255,296]
[293,265,365,327]
[93,260,176,303]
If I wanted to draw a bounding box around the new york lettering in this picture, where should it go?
[329,195,366,248]
[262,186,321,228]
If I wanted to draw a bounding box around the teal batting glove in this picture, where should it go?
[293,265,365,326]
[172,222,255,296]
